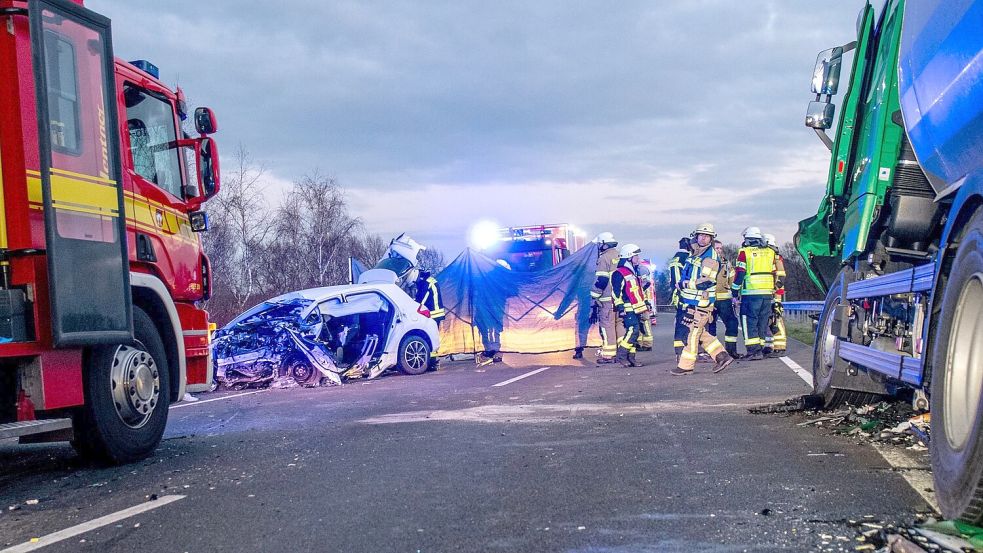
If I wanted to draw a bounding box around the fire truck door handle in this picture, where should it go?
[136,233,158,263]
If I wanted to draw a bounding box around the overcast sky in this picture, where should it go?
[89,0,864,265]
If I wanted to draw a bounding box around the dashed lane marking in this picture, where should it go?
[170,389,269,410]
[0,495,185,553]
[492,367,551,387]
[779,351,940,513]
[779,356,813,386]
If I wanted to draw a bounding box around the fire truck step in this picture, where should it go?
[0,418,73,440]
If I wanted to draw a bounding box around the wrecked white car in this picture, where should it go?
[213,234,439,389]
[212,270,440,389]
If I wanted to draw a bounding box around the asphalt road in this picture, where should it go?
[0,323,933,552]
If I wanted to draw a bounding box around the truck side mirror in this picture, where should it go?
[805,101,836,130]
[194,107,218,135]
[178,136,220,209]
[811,47,843,95]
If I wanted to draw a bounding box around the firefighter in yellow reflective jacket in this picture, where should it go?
[611,244,649,367]
[708,239,741,358]
[589,232,621,364]
[672,223,734,375]
[667,237,691,359]
[762,233,787,357]
[415,271,445,370]
[635,259,657,351]
[731,227,778,361]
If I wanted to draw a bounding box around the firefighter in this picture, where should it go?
[672,223,734,375]
[589,232,621,364]
[415,270,446,370]
[708,239,741,358]
[635,259,657,351]
[762,233,787,357]
[611,244,649,367]
[667,237,692,359]
[731,227,778,361]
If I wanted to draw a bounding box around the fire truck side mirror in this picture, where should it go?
[179,136,220,209]
[198,137,220,199]
[194,107,218,135]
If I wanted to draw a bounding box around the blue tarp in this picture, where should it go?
[435,244,602,355]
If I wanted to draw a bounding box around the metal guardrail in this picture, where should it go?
[782,301,824,314]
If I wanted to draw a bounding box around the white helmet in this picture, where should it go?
[692,222,716,237]
[619,243,642,259]
[592,232,617,246]
[763,233,777,247]
[742,226,763,240]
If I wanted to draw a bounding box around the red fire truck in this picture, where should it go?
[481,224,587,272]
[0,0,220,463]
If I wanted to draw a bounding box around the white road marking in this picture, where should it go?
[170,389,268,410]
[492,367,550,387]
[779,350,940,513]
[779,356,813,386]
[0,495,185,553]
[872,443,939,513]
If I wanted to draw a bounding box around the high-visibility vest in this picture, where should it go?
[737,246,776,295]
[679,247,719,308]
[420,277,445,319]
[613,266,648,314]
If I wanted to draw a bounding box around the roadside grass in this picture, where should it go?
[785,319,816,346]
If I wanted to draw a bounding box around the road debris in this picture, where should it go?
[751,396,931,448]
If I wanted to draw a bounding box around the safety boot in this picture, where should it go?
[749,351,765,361]
[670,367,693,376]
[596,356,617,365]
[712,351,734,374]
[627,352,644,367]
[767,349,786,358]
[725,344,740,359]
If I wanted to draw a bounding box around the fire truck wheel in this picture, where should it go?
[397,333,430,376]
[931,210,983,524]
[71,307,171,465]
[812,270,883,408]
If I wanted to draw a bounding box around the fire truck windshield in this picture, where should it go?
[124,85,183,198]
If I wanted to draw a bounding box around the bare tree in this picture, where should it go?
[206,144,272,316]
[418,247,445,275]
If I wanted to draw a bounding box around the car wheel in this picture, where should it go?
[812,269,883,408]
[930,210,983,524]
[71,306,171,464]
[286,357,321,387]
[397,334,430,375]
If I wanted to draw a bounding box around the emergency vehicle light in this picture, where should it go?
[130,60,159,79]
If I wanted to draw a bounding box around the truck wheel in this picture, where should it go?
[930,211,983,524]
[813,271,882,408]
[71,307,171,464]
[397,334,430,375]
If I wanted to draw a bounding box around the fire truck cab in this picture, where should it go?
[0,0,220,463]
[483,224,587,272]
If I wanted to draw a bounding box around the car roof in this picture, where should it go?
[269,282,400,304]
